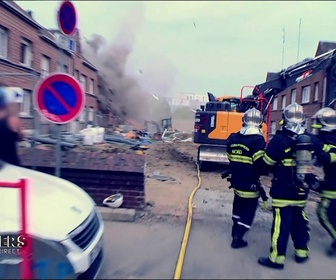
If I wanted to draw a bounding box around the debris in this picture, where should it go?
[150,171,177,182]
[102,193,124,208]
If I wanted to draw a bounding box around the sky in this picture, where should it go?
[16,1,336,98]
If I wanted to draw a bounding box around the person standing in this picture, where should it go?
[310,107,336,256]
[258,103,316,269]
[226,108,266,249]
[0,87,24,166]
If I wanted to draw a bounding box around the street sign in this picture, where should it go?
[0,87,23,103]
[55,32,76,53]
[57,0,77,37]
[34,73,85,124]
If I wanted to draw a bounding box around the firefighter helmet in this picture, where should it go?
[311,107,336,131]
[282,102,306,134]
[240,108,263,135]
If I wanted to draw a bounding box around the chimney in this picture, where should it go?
[27,10,33,18]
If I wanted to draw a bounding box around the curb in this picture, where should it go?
[98,207,136,222]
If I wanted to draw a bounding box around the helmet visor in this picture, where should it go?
[243,108,263,126]
[283,104,304,124]
[319,110,336,127]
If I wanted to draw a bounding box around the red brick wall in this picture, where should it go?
[18,148,146,209]
[269,70,325,134]
[0,3,98,131]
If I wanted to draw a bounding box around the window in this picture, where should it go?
[63,65,69,73]
[80,74,86,91]
[301,86,310,104]
[79,107,86,122]
[20,90,31,116]
[202,96,205,102]
[272,96,278,111]
[40,55,50,78]
[291,89,296,104]
[89,79,94,94]
[88,107,94,122]
[271,121,276,135]
[314,82,319,101]
[75,70,79,80]
[0,26,8,58]
[20,39,32,67]
[281,95,286,109]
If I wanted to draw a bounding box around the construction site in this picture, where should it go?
[1,0,336,279]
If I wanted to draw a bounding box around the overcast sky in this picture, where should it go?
[16,1,336,98]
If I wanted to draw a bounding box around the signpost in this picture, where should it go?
[33,0,80,177]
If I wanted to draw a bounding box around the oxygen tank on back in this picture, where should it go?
[295,134,314,186]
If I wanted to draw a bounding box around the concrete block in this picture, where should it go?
[97,207,135,222]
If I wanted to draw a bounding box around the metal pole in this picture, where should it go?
[297,18,302,63]
[55,48,64,177]
[31,74,39,170]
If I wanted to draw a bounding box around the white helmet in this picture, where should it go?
[103,193,123,208]
[311,107,336,132]
[282,103,306,135]
[240,108,263,135]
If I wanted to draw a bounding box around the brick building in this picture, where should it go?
[267,41,336,136]
[0,1,101,134]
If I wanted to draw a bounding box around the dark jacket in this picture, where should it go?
[227,132,266,197]
[315,131,336,194]
[263,128,319,206]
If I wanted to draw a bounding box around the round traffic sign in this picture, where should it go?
[34,73,85,124]
[57,0,77,37]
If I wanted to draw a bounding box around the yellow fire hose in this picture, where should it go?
[173,162,202,279]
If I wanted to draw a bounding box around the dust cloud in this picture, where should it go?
[82,3,176,128]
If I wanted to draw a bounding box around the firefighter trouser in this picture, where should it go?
[317,193,336,242]
[269,206,310,264]
[232,193,259,238]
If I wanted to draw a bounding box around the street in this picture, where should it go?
[98,189,336,279]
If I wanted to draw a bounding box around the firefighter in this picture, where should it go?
[310,107,336,257]
[258,102,317,269]
[226,108,266,249]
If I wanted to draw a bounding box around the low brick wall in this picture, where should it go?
[18,148,146,209]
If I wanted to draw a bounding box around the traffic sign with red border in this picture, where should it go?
[57,0,77,37]
[34,73,85,124]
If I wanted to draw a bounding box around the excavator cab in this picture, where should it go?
[161,118,173,131]
[194,89,270,170]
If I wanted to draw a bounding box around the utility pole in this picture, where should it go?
[297,18,302,63]
[281,28,285,70]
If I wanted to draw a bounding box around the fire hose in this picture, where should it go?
[173,162,202,279]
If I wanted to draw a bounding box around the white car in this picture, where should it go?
[0,161,104,279]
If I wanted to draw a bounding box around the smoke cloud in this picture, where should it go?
[82,2,176,128]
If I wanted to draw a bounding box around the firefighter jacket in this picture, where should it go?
[263,128,319,207]
[227,132,266,198]
[315,131,336,198]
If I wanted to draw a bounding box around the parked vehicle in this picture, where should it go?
[0,161,104,279]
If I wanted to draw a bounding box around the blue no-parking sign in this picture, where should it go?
[57,0,77,37]
[34,73,85,124]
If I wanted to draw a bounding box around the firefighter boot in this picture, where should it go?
[295,254,309,263]
[231,226,248,249]
[258,258,284,269]
[327,241,336,257]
